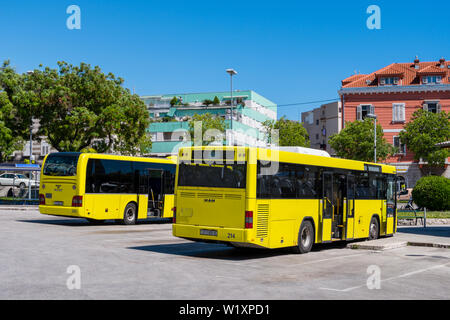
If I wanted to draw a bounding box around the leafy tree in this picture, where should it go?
[203,99,214,107]
[213,96,220,105]
[328,118,394,162]
[0,61,32,161]
[399,109,450,168]
[170,96,179,107]
[188,113,227,145]
[262,116,309,147]
[25,61,151,155]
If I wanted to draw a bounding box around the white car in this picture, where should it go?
[0,173,39,188]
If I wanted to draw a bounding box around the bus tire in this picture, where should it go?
[292,220,314,254]
[122,202,137,225]
[368,216,379,240]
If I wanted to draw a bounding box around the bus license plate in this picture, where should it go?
[200,229,218,237]
[54,201,64,206]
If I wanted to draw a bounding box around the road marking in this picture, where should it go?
[320,262,450,292]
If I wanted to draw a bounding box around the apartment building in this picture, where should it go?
[141,90,277,156]
[301,101,342,155]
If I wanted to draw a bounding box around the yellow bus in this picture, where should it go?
[172,146,397,253]
[39,152,176,224]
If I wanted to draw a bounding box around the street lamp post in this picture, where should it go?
[226,68,237,146]
[366,113,377,163]
[26,71,34,199]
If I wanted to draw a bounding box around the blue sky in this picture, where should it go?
[1,0,449,120]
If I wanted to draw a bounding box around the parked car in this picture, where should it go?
[0,173,39,188]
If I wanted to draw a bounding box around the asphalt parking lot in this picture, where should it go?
[0,208,449,300]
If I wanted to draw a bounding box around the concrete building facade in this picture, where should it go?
[301,101,342,155]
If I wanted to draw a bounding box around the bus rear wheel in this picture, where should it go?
[368,217,379,240]
[292,220,314,254]
[122,203,137,225]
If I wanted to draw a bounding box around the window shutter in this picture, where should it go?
[437,104,442,113]
[400,104,405,121]
[370,105,375,115]
[423,104,428,112]
[356,105,362,120]
[392,104,396,122]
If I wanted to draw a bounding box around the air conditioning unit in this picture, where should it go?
[393,78,399,85]
[422,77,428,84]
[380,78,385,85]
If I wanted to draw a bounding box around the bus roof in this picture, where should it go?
[179,146,396,174]
[47,152,177,165]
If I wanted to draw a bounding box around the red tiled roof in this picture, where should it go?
[417,65,447,75]
[342,59,450,88]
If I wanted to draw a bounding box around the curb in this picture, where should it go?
[407,241,450,249]
[347,241,408,251]
[0,206,38,211]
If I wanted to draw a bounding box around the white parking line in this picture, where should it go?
[320,262,450,292]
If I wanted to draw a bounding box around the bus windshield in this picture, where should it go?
[178,162,246,188]
[43,153,80,176]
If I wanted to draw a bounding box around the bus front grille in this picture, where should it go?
[256,204,269,238]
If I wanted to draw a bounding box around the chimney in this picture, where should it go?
[414,56,420,69]
[439,57,445,68]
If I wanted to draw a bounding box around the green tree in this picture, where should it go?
[25,61,151,155]
[188,113,227,145]
[329,118,395,162]
[399,109,450,168]
[213,96,220,105]
[203,99,214,107]
[262,116,310,147]
[0,61,32,162]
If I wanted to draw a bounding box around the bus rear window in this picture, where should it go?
[43,153,80,176]
[178,162,246,188]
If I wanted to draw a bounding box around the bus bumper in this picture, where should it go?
[39,205,84,218]
[173,223,249,243]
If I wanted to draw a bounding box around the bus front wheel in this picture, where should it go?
[122,203,137,225]
[292,220,314,254]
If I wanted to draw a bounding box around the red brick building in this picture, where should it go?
[339,57,450,187]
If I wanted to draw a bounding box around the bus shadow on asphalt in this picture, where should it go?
[129,240,350,261]
[16,218,172,227]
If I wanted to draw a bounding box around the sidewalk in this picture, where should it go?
[348,225,450,250]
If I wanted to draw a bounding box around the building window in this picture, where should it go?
[392,103,405,123]
[40,141,50,156]
[423,102,441,113]
[393,136,406,155]
[380,77,399,85]
[422,75,442,84]
[316,119,319,125]
[357,105,374,120]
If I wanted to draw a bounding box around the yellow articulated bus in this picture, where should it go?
[39,152,176,224]
[172,146,397,253]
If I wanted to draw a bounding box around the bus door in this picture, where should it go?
[146,169,164,217]
[346,174,356,240]
[386,175,396,235]
[321,172,333,242]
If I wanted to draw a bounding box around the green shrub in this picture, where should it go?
[412,176,450,211]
